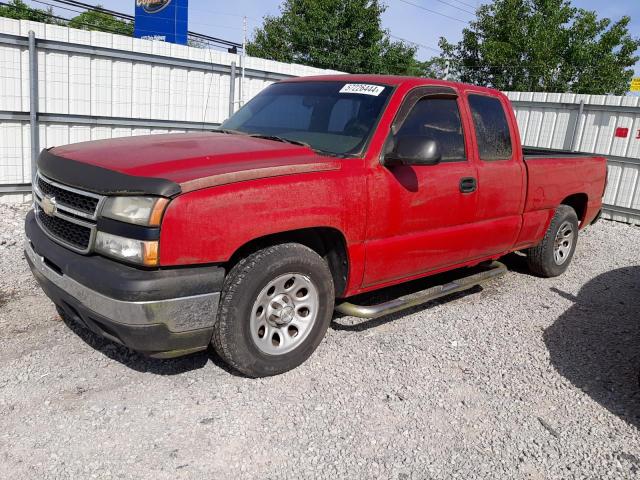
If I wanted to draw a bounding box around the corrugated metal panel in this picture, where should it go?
[0,18,341,201]
[6,19,636,224]
[507,91,640,225]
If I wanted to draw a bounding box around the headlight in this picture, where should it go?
[95,231,159,266]
[101,196,169,226]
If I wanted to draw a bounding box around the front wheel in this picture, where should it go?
[212,243,335,377]
[526,205,579,278]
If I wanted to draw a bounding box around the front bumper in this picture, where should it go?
[25,210,224,358]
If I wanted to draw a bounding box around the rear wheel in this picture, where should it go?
[212,243,335,377]
[526,205,579,278]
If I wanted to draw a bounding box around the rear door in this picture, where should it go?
[464,92,525,259]
[363,87,479,287]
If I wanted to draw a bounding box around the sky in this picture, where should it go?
[23,0,640,74]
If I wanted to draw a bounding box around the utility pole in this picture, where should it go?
[444,60,451,81]
[241,15,247,107]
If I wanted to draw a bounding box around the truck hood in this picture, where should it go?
[42,133,341,196]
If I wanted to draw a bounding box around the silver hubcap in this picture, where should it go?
[553,221,575,265]
[250,273,320,355]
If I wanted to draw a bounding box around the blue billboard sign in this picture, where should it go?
[134,0,188,45]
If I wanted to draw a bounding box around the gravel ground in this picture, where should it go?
[1,202,639,480]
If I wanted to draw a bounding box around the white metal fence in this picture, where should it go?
[0,18,339,202]
[1,19,640,225]
[506,92,640,225]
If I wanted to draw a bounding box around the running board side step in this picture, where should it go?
[335,261,507,319]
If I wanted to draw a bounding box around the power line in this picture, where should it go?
[433,0,475,16]
[394,0,469,24]
[49,0,242,48]
[381,37,562,71]
[3,2,575,83]
[189,21,244,32]
[389,34,441,53]
[187,6,260,23]
[447,0,478,10]
[50,0,131,21]
[0,1,129,35]
[1,0,243,48]
[31,0,85,15]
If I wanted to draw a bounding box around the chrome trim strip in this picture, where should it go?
[35,173,103,220]
[38,171,103,200]
[35,172,105,221]
[33,170,106,254]
[33,199,95,229]
[25,240,219,333]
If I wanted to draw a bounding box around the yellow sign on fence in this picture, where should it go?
[631,78,640,92]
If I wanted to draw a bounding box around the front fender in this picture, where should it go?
[158,167,366,267]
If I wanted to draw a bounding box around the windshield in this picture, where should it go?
[221,81,392,156]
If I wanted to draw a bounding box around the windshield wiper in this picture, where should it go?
[333,152,359,159]
[247,133,311,148]
[241,133,356,159]
[211,128,245,135]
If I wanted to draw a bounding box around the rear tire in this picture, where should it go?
[212,243,335,377]
[526,205,579,278]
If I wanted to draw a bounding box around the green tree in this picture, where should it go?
[0,0,61,24]
[68,6,133,36]
[436,0,640,94]
[247,0,422,75]
[0,1,133,36]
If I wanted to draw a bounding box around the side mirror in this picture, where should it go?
[384,136,442,166]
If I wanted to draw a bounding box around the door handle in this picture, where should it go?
[460,177,477,193]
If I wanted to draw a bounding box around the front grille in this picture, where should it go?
[37,208,92,250]
[33,170,103,254]
[37,175,99,216]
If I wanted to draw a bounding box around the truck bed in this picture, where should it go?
[522,149,607,225]
[523,146,598,159]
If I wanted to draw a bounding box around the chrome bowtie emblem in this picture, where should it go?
[136,0,172,14]
[41,195,57,216]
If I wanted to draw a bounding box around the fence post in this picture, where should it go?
[570,100,585,152]
[28,31,39,190]
[229,61,236,118]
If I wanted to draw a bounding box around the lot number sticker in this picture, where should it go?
[339,83,385,96]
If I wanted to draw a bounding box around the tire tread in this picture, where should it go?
[212,243,334,377]
[526,205,578,278]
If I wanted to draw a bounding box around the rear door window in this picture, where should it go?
[468,94,513,161]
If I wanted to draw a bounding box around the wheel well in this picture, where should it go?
[227,228,349,297]
[561,193,588,224]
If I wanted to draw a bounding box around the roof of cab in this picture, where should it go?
[282,73,503,97]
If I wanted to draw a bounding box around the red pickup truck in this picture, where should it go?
[25,75,606,377]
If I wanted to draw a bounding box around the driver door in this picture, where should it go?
[363,87,479,288]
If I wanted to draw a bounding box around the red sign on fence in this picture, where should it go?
[615,127,629,138]
[614,128,640,139]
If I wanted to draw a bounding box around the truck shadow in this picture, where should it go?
[60,315,210,375]
[544,266,640,428]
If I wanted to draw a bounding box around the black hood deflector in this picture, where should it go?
[38,149,182,197]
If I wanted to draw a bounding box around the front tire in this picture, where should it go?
[212,243,335,377]
[526,205,579,278]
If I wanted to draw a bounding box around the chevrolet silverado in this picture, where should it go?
[25,75,607,377]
